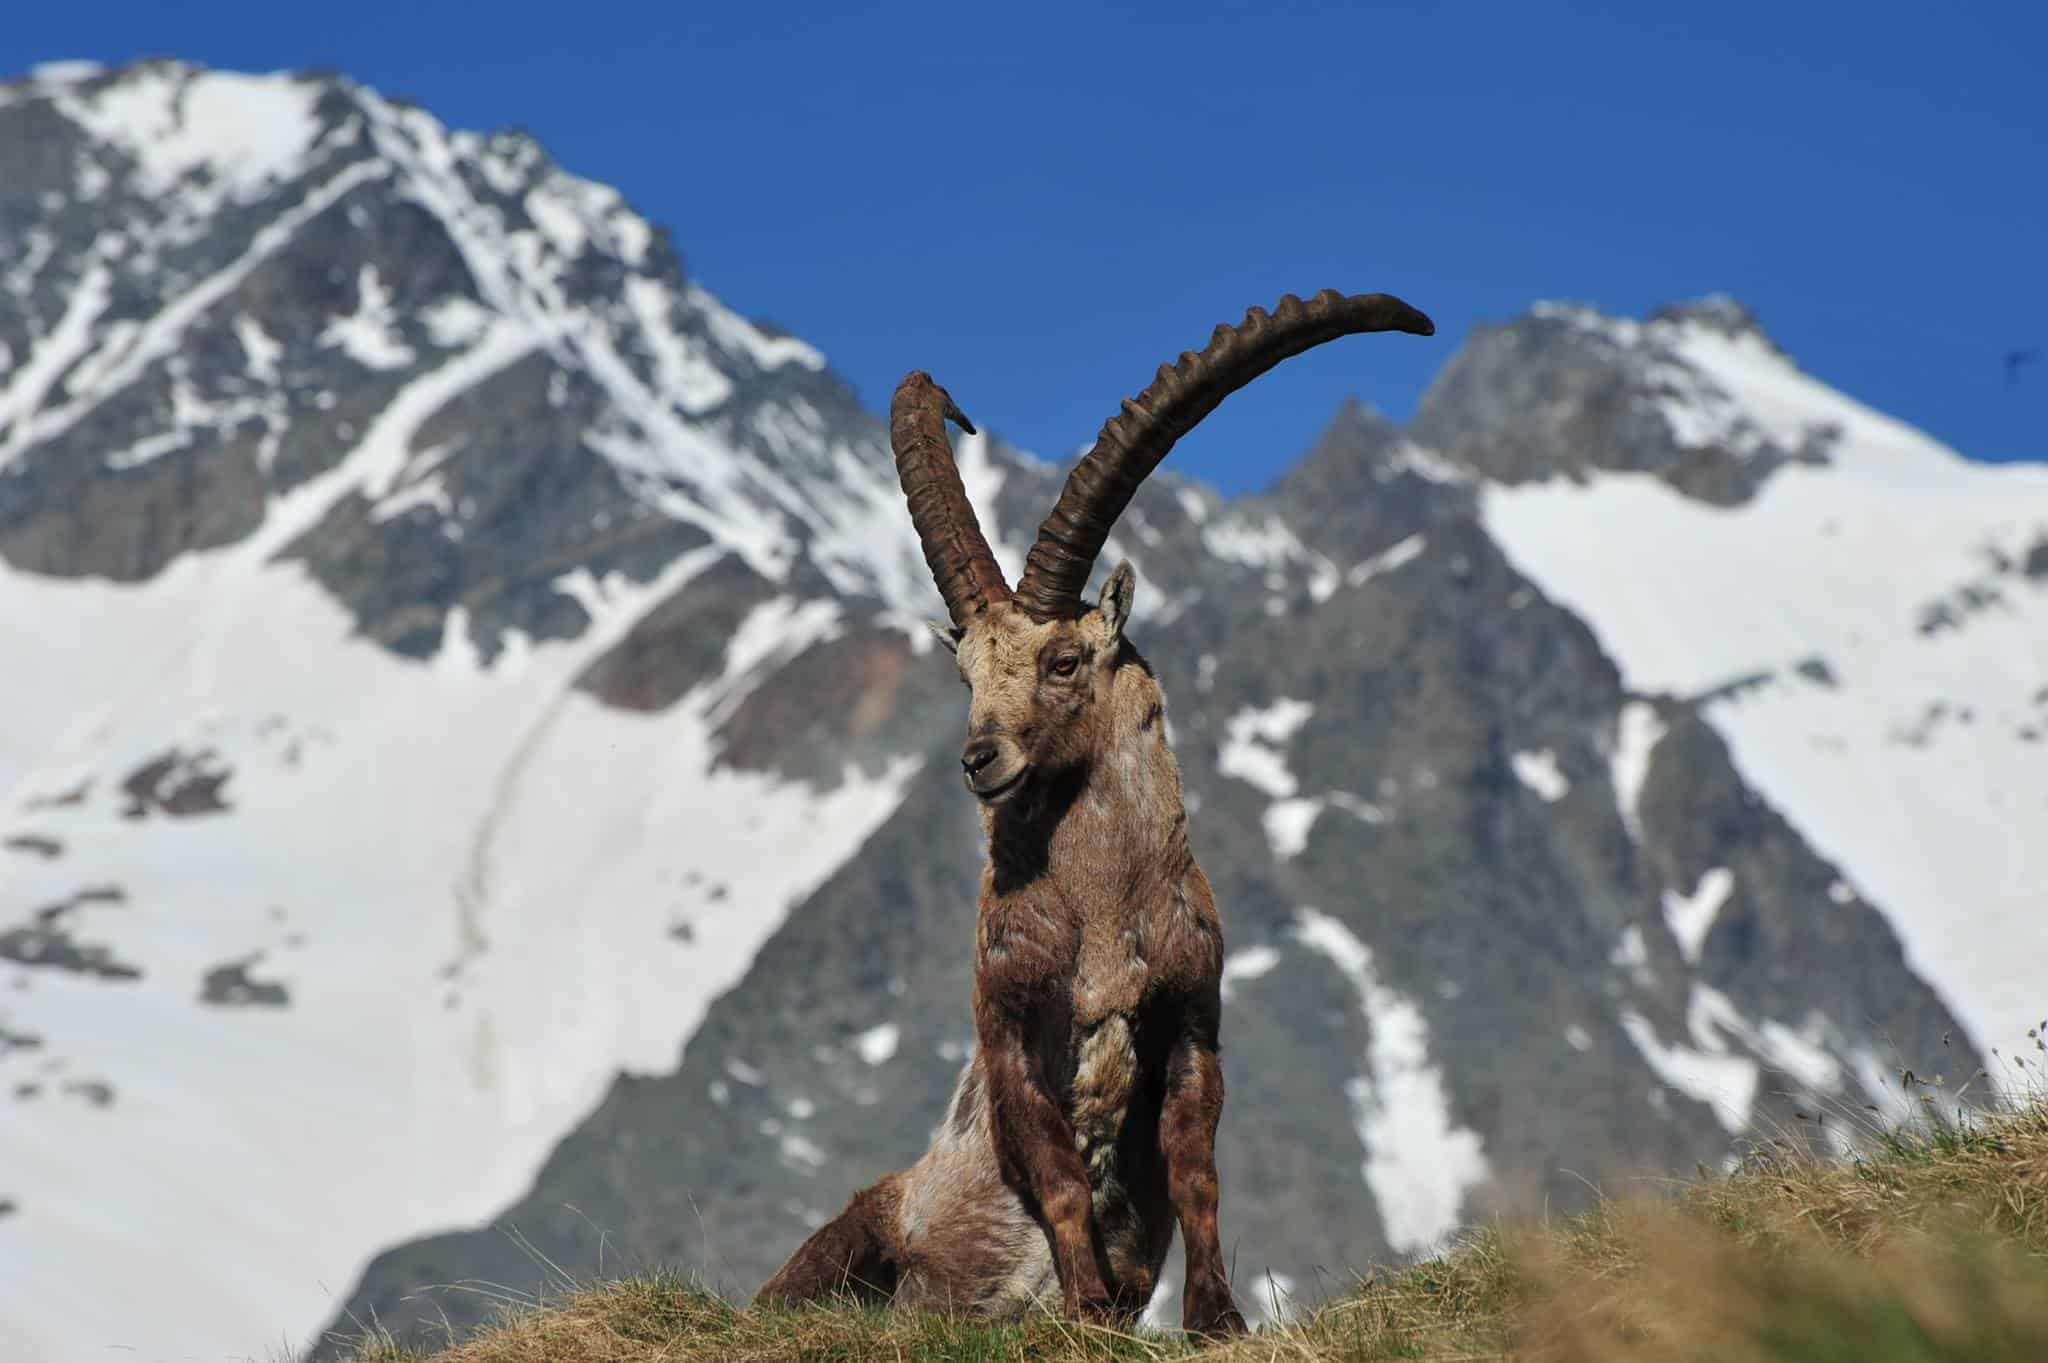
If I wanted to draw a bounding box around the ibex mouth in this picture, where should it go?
[969,768,1027,806]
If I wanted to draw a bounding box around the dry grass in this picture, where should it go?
[326,1091,2048,1363]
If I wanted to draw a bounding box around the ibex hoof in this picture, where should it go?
[1067,1289,1118,1323]
[1184,1300,1249,1338]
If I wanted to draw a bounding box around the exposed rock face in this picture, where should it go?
[199,955,292,1008]
[1411,298,1833,505]
[2,59,2037,1363]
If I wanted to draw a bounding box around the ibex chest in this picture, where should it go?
[1072,920,1150,1025]
[978,870,1216,1031]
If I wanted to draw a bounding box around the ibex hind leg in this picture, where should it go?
[753,1178,903,1309]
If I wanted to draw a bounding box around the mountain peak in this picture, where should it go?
[1647,292,1793,364]
[0,59,960,649]
[1408,289,1976,502]
[1650,291,1765,337]
[1521,294,1787,363]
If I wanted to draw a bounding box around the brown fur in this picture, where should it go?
[754,1173,905,1306]
[757,571,1247,1335]
[759,295,1430,1334]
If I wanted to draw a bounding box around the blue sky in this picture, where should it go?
[7,1,2043,494]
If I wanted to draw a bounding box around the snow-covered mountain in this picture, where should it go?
[0,60,2040,1363]
[0,57,956,1362]
[1456,300,2048,1066]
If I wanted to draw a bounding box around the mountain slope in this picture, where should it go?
[331,388,1994,1348]
[1453,302,2048,1061]
[0,57,947,1362]
[0,60,2034,1363]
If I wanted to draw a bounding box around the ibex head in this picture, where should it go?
[939,561,1137,806]
[892,290,1433,806]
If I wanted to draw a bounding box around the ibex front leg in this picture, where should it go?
[978,1007,1115,1319]
[1162,1005,1248,1336]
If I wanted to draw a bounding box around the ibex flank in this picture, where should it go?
[754,289,1435,1335]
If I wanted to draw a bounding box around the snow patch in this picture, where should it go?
[1667,320,1960,477]
[1610,925,1655,990]
[1619,985,1854,1136]
[1347,534,1426,587]
[320,265,416,370]
[523,185,590,258]
[952,430,1030,587]
[1220,700,1319,857]
[265,318,538,542]
[1254,1270,1301,1324]
[1217,699,1314,799]
[56,67,324,203]
[1219,944,1282,1002]
[421,297,492,349]
[1754,1017,1845,1092]
[852,1023,900,1066]
[1262,798,1324,860]
[1510,748,1570,802]
[1141,1273,1178,1329]
[1292,908,1490,1256]
[233,315,283,384]
[1380,440,1469,485]
[1618,1006,1759,1134]
[694,596,846,725]
[373,471,455,525]
[623,276,733,414]
[0,266,114,463]
[1610,701,1667,842]
[779,1134,828,1171]
[1325,790,1392,825]
[1662,867,1734,964]
[1203,513,1311,571]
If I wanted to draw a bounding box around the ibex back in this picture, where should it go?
[754,290,1434,1335]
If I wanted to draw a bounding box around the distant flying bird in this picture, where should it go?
[2006,349,2039,385]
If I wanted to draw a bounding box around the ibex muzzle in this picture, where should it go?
[959,732,1024,803]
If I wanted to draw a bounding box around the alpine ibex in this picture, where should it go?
[755,290,1435,1334]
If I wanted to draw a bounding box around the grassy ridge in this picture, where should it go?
[332,1091,2048,1363]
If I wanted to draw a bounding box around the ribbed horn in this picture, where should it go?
[1011,290,1434,621]
[891,370,1012,628]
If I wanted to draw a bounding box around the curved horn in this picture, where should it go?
[891,370,1012,628]
[1011,290,1434,621]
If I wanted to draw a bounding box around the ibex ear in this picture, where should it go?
[1099,560,1137,642]
[926,619,963,655]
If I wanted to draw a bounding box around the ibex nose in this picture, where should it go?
[961,737,999,775]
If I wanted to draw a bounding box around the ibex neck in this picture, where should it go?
[986,672,1189,893]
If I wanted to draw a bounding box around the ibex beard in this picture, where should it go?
[753,289,1434,1335]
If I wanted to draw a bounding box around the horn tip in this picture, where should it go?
[1366,293,1436,337]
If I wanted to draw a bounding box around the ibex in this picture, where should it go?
[755,290,1434,1334]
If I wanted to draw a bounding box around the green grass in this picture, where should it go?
[324,1091,2048,1363]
